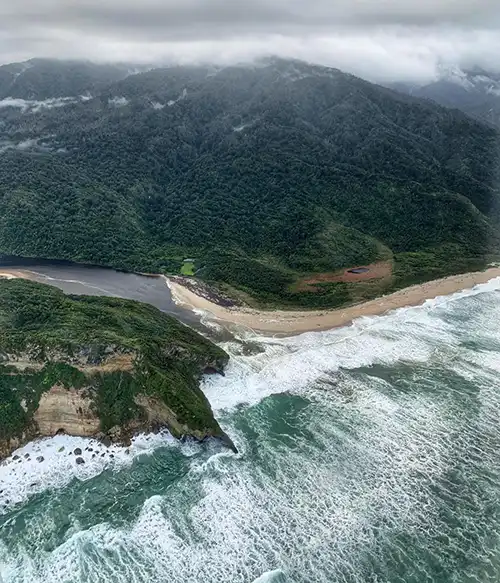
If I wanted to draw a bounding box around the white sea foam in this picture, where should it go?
[192,308,224,333]
[0,432,192,514]
[203,277,500,412]
[252,570,287,582]
[2,364,477,583]
[3,277,500,583]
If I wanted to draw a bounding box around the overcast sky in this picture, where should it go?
[1,0,500,82]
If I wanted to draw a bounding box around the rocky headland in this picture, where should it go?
[0,278,235,461]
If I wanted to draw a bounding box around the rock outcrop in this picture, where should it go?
[0,278,235,460]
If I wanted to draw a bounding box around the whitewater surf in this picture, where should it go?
[2,278,500,582]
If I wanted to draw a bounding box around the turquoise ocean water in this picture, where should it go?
[2,279,500,583]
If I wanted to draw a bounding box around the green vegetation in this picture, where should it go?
[0,58,499,306]
[0,362,87,441]
[181,261,195,276]
[0,278,229,450]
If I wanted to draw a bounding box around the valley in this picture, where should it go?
[0,58,499,309]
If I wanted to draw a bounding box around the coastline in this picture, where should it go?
[0,270,32,280]
[3,265,500,337]
[166,268,500,336]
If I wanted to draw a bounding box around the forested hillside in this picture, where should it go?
[0,57,499,307]
[0,59,133,100]
[391,66,500,129]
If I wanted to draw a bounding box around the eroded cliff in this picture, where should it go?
[0,279,234,459]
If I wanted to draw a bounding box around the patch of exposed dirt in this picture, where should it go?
[5,353,135,375]
[297,261,392,291]
[84,353,135,374]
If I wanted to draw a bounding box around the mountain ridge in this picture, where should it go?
[0,57,499,307]
[390,65,500,128]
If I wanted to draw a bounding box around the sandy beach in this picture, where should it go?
[2,265,499,336]
[167,268,500,336]
[0,270,30,280]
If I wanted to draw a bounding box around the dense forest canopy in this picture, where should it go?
[0,57,499,307]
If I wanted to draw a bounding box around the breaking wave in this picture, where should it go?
[2,278,500,582]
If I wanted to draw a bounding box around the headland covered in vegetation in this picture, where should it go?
[0,278,234,460]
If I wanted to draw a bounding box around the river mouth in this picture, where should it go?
[0,255,242,341]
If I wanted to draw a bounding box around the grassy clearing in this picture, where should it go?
[181,261,195,276]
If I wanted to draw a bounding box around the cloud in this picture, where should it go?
[108,96,129,107]
[0,137,49,153]
[2,1,500,35]
[0,1,499,82]
[0,96,84,112]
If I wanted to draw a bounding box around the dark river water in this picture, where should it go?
[0,255,203,329]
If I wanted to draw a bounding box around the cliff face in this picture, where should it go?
[0,279,234,460]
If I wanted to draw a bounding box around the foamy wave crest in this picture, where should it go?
[3,362,488,583]
[203,277,500,411]
[192,308,224,333]
[0,432,195,514]
[3,276,500,582]
[252,570,287,582]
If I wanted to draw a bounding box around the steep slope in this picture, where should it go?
[0,58,134,100]
[0,58,499,307]
[391,66,500,128]
[0,278,233,460]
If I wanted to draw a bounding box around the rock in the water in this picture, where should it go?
[73,448,82,456]
[58,446,65,452]
[75,457,85,465]
[24,453,30,459]
[100,435,112,447]
[12,455,19,461]
[36,456,44,463]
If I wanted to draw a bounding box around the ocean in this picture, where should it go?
[1,278,500,583]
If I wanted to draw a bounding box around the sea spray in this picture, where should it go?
[0,432,202,514]
[2,282,500,582]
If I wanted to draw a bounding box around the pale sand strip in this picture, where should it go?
[167,268,500,336]
[0,270,32,280]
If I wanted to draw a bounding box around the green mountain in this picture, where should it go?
[0,58,134,100]
[0,278,233,459]
[391,66,500,129]
[0,57,499,307]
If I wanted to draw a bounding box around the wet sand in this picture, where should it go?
[167,268,500,336]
